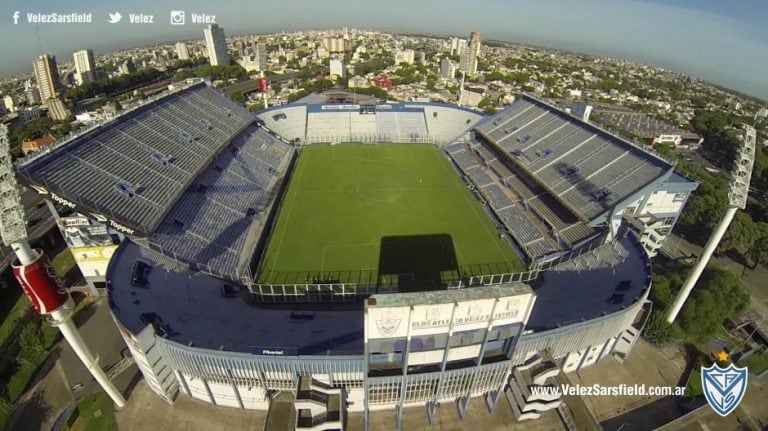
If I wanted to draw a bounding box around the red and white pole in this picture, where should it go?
[11,243,126,408]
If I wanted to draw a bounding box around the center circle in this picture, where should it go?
[357,179,404,202]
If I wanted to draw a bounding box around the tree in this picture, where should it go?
[227,89,245,103]
[690,110,741,170]
[426,75,437,91]
[748,222,768,268]
[677,181,728,243]
[720,212,758,256]
[19,322,45,363]
[247,101,265,112]
[679,268,750,341]
[643,312,683,345]
[750,235,768,268]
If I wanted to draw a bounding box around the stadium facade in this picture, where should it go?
[15,80,696,429]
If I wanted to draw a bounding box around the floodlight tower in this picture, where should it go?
[0,125,126,408]
[458,70,466,107]
[666,124,756,323]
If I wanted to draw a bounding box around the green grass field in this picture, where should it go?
[257,144,522,289]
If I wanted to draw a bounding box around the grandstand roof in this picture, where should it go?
[108,234,649,354]
[108,240,364,355]
[475,95,676,221]
[16,83,255,235]
[527,234,650,331]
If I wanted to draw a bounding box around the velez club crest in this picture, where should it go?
[701,356,748,417]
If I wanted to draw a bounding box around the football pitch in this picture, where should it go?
[257,144,523,289]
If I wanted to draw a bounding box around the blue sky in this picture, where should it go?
[1,0,766,100]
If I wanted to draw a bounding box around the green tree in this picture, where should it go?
[750,235,768,268]
[643,312,683,345]
[227,89,245,103]
[18,322,45,362]
[679,268,750,341]
[690,110,741,170]
[720,212,758,255]
[677,182,728,243]
[748,222,768,268]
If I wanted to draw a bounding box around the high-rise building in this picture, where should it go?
[329,57,346,78]
[3,95,16,113]
[203,24,230,66]
[32,54,60,104]
[175,42,190,60]
[254,41,268,72]
[450,37,461,56]
[466,31,482,76]
[47,98,71,121]
[73,49,96,86]
[440,57,456,81]
[235,41,247,58]
[395,49,415,65]
[118,59,136,76]
[457,39,469,72]
[322,36,346,53]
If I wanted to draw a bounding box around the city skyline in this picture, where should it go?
[0,0,766,100]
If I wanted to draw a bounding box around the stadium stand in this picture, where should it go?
[444,129,599,260]
[422,105,483,143]
[447,149,479,171]
[464,166,494,187]
[257,103,484,145]
[496,206,542,245]
[475,95,673,221]
[17,83,254,234]
[256,105,308,142]
[480,184,514,211]
[307,111,352,142]
[149,125,293,278]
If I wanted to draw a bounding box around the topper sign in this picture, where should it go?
[27,184,138,235]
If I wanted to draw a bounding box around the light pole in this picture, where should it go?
[666,124,756,323]
[0,125,126,408]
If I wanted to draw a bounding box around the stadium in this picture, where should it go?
[15,80,697,429]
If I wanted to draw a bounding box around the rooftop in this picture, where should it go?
[108,240,364,355]
[108,234,650,353]
[527,233,651,331]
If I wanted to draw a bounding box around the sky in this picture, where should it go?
[0,0,766,100]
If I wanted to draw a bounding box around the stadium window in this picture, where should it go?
[466,119,471,124]
[449,328,484,347]
[433,112,438,118]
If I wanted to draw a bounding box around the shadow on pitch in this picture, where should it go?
[377,234,460,292]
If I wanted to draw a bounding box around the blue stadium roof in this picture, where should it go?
[107,234,649,354]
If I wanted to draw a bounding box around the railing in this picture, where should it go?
[296,410,341,428]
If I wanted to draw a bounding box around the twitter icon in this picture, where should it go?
[107,12,122,23]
